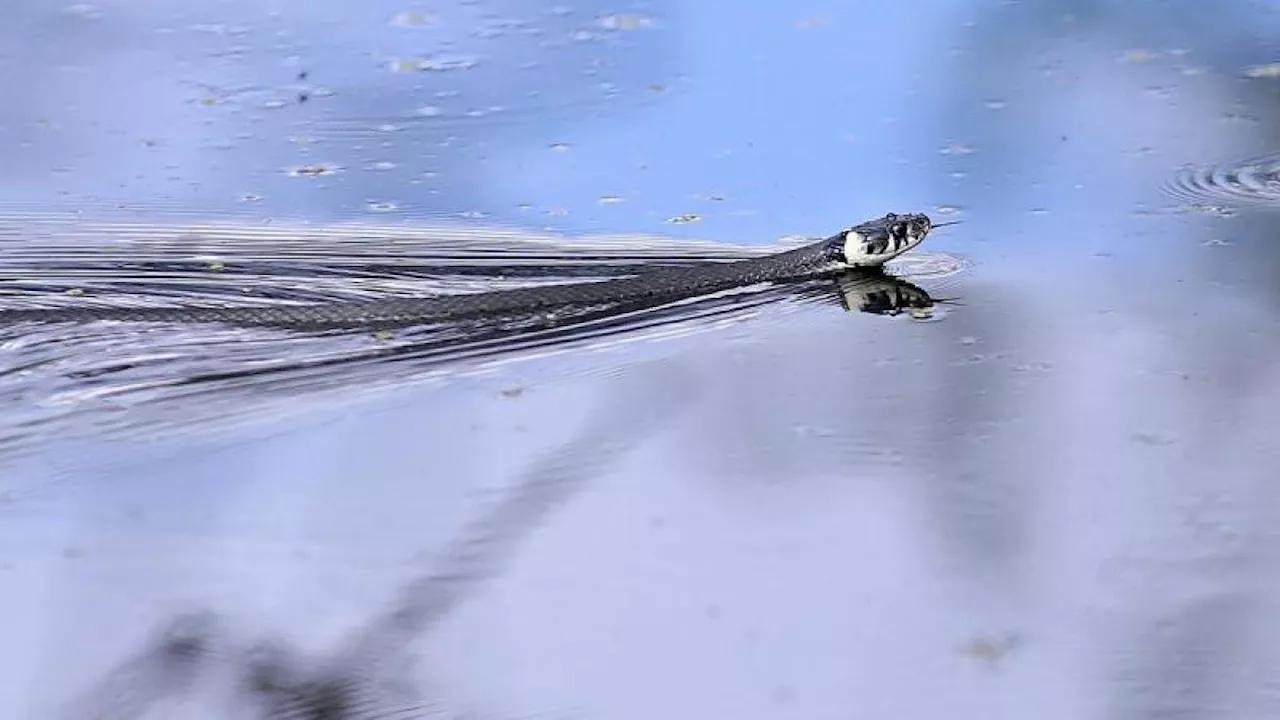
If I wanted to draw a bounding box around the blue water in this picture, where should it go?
[7,0,1280,718]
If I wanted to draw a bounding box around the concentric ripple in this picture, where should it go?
[1160,152,1280,209]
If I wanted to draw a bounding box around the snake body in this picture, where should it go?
[0,212,934,329]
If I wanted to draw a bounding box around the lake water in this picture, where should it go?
[6,0,1280,718]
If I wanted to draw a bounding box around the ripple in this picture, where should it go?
[0,214,970,479]
[1160,153,1280,209]
[886,251,969,283]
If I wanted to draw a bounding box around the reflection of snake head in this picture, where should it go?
[839,212,932,267]
[835,269,937,316]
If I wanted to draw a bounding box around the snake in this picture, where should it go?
[0,212,938,330]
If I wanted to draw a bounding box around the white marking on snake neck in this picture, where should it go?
[842,230,877,267]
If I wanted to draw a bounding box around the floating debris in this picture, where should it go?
[392,10,434,27]
[286,163,341,177]
[1244,63,1280,79]
[365,201,398,213]
[961,633,1022,669]
[939,142,976,156]
[667,213,701,224]
[389,55,478,73]
[597,13,653,30]
[1120,48,1158,63]
[598,195,625,204]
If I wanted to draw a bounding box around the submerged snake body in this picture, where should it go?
[0,213,934,329]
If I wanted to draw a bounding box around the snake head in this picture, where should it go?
[839,212,932,267]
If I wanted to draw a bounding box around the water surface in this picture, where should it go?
[7,0,1280,718]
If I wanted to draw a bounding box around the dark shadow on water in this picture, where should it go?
[52,361,693,719]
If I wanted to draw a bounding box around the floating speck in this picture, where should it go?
[373,329,395,341]
[64,3,101,18]
[64,287,84,296]
[415,105,444,117]
[1120,49,1158,63]
[1244,63,1280,79]
[392,10,434,27]
[935,205,964,215]
[369,161,397,171]
[961,633,1022,668]
[667,213,701,224]
[390,55,478,73]
[239,193,262,202]
[940,142,975,156]
[1189,205,1238,218]
[598,13,653,30]
[500,387,524,399]
[261,99,288,110]
[459,210,487,219]
[366,201,398,213]
[549,142,571,152]
[207,261,226,272]
[983,99,1006,110]
[598,195,625,204]
[287,163,340,177]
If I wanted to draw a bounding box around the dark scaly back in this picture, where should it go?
[0,234,850,330]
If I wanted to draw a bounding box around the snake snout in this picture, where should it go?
[909,214,932,239]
